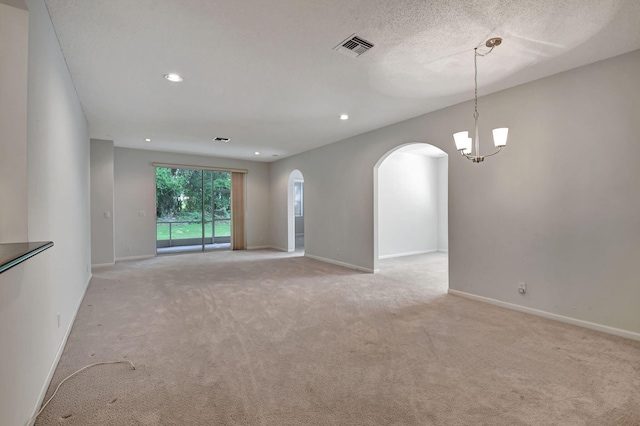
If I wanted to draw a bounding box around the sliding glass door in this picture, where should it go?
[156,167,231,254]
[203,171,231,249]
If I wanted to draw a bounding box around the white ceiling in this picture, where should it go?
[43,0,640,162]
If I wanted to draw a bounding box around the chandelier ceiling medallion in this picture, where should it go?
[453,37,508,163]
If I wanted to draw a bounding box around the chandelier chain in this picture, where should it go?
[473,44,494,120]
[473,48,479,120]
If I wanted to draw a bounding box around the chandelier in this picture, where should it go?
[453,37,508,163]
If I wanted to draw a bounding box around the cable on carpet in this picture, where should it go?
[26,360,136,426]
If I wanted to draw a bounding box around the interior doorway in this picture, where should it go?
[155,167,231,254]
[288,170,304,253]
[373,143,448,282]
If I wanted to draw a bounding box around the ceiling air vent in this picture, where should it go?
[213,137,230,143]
[334,34,374,58]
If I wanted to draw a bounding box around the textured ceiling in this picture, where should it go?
[43,0,640,162]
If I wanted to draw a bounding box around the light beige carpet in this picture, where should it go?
[35,250,640,425]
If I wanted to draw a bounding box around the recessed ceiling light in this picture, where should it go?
[144,138,151,142]
[340,114,349,120]
[254,152,260,155]
[164,73,183,83]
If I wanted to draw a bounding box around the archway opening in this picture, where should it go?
[374,143,448,289]
[287,170,304,253]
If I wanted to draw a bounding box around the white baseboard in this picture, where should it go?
[28,273,92,425]
[448,289,640,342]
[305,253,375,273]
[91,262,114,268]
[379,249,437,260]
[246,245,275,250]
[115,255,154,262]
[438,249,448,253]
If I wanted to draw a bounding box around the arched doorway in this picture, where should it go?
[373,143,448,284]
[287,170,304,253]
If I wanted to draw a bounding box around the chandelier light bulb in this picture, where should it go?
[464,137,472,155]
[492,128,508,147]
[453,131,469,151]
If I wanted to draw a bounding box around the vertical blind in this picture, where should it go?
[231,172,246,250]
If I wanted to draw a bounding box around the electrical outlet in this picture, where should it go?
[125,245,131,252]
[103,211,111,218]
[518,282,526,294]
[138,210,146,217]
[57,313,61,328]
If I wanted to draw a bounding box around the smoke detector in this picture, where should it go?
[334,34,374,58]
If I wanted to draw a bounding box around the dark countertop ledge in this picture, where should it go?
[0,241,54,274]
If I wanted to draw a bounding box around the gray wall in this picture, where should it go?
[0,2,28,242]
[0,1,91,424]
[113,148,270,259]
[270,50,640,335]
[90,139,115,265]
[0,0,26,9]
[378,151,440,258]
[437,157,448,252]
